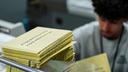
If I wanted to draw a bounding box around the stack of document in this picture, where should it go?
[52,46,75,61]
[2,27,74,72]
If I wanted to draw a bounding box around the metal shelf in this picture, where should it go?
[0,56,44,72]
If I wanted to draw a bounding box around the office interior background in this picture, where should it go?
[0,0,95,31]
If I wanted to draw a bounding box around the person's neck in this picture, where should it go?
[116,25,124,38]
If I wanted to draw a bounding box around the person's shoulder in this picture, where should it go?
[73,21,99,35]
[73,21,99,38]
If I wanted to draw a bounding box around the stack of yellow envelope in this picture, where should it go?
[52,46,75,61]
[2,27,75,72]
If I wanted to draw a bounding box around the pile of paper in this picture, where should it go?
[2,27,75,72]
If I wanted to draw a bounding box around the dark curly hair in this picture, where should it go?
[91,0,128,21]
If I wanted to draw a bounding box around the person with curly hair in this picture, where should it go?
[73,0,128,72]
